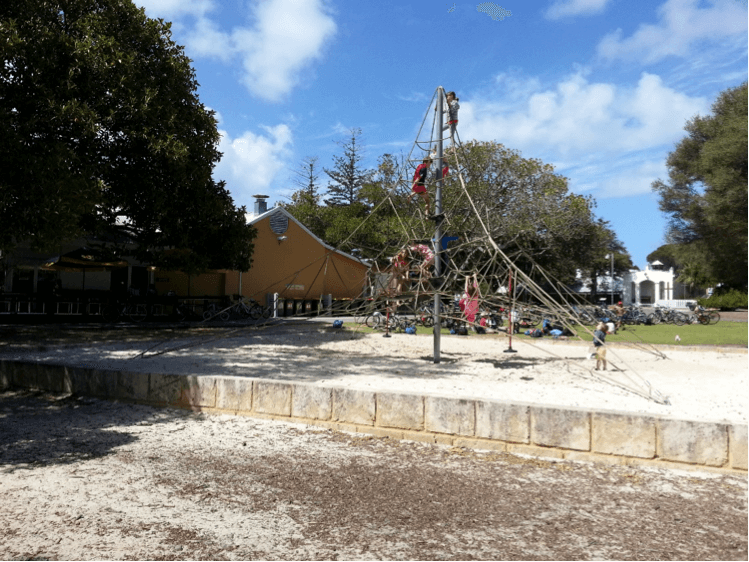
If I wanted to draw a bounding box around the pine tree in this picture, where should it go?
[324,128,372,206]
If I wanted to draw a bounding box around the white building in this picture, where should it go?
[622,261,695,307]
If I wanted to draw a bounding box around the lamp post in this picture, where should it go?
[607,252,614,305]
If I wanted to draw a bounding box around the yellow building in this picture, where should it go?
[153,206,369,304]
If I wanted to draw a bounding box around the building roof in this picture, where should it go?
[248,206,369,266]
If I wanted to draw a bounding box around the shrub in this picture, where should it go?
[697,288,748,310]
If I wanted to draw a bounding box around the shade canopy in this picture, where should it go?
[42,247,128,272]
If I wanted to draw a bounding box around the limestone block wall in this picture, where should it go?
[1,360,746,474]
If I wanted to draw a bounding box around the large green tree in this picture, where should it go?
[652,82,748,288]
[0,0,255,272]
[434,140,618,285]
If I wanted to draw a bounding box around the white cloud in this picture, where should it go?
[460,71,707,160]
[570,158,668,199]
[597,0,748,64]
[545,0,611,19]
[183,0,336,102]
[185,17,234,62]
[213,124,294,205]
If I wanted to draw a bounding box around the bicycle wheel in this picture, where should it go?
[707,311,720,325]
[673,312,687,326]
[203,308,216,321]
[176,305,189,322]
[102,305,120,323]
[261,306,272,319]
[365,313,381,329]
[219,310,231,321]
[128,304,148,322]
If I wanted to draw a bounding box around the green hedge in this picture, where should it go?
[697,289,748,310]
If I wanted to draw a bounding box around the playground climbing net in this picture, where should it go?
[143,86,670,406]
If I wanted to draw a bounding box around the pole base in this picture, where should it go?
[383,333,391,338]
[503,348,517,353]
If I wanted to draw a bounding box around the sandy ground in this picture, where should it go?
[2,321,746,423]
[1,390,747,561]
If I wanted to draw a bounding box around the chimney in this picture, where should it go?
[253,194,269,215]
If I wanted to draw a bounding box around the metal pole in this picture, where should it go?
[433,87,444,364]
[610,252,614,305]
[504,268,517,353]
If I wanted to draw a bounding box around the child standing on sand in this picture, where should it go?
[592,322,608,371]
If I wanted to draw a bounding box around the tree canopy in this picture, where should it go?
[0,0,256,272]
[652,82,748,288]
[285,137,630,290]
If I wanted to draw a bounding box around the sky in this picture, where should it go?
[133,0,748,270]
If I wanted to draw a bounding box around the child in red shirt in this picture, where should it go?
[407,157,432,215]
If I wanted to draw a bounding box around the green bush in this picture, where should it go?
[697,288,748,310]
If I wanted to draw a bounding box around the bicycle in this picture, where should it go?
[202,303,231,321]
[101,300,148,323]
[364,310,397,330]
[691,305,720,325]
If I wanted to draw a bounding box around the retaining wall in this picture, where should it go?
[1,359,746,474]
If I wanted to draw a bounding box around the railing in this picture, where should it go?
[655,299,697,309]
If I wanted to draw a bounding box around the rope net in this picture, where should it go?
[152,86,670,406]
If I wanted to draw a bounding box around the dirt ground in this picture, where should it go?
[1,390,747,561]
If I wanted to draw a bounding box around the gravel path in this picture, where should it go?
[1,391,747,561]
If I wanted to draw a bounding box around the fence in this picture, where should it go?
[655,299,697,309]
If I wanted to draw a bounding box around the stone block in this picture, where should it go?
[356,426,403,440]
[87,368,118,399]
[475,401,529,443]
[148,373,184,405]
[254,380,292,416]
[37,364,63,393]
[292,384,332,420]
[215,377,253,412]
[0,361,8,390]
[376,392,424,430]
[657,419,728,467]
[332,388,375,426]
[116,371,150,402]
[9,361,36,389]
[66,366,91,396]
[180,376,217,409]
[401,430,439,444]
[425,396,475,436]
[592,412,656,459]
[453,437,507,452]
[506,443,566,460]
[729,424,747,471]
[531,406,590,451]
[148,374,216,408]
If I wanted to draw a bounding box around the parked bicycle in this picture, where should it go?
[101,300,148,323]
[689,305,720,325]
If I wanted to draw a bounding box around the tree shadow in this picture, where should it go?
[0,390,184,469]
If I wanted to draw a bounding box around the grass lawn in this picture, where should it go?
[592,322,748,346]
[348,321,748,347]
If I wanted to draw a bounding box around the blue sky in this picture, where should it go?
[134,0,747,269]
